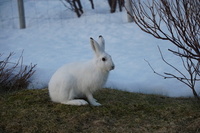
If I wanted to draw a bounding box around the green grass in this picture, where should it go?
[0,88,200,133]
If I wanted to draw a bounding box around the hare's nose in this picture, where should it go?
[111,65,115,70]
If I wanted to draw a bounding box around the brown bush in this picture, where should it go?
[0,52,36,93]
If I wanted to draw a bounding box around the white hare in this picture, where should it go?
[48,36,115,106]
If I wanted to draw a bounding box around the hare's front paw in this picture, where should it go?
[90,101,101,106]
[86,94,101,106]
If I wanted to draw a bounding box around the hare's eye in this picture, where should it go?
[102,57,106,61]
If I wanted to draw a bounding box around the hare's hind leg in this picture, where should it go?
[61,99,89,106]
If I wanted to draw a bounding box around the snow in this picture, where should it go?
[0,0,199,97]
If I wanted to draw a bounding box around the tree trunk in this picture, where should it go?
[125,0,133,22]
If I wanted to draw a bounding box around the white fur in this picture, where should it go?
[48,36,115,106]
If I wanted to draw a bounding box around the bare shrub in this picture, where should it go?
[61,0,94,17]
[0,52,36,92]
[126,0,200,99]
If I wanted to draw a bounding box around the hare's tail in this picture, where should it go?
[61,99,89,106]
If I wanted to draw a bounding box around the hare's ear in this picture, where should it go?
[98,35,105,51]
[90,37,102,57]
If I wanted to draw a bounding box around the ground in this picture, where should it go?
[1,88,200,133]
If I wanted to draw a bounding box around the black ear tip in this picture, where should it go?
[90,37,93,40]
[99,35,102,38]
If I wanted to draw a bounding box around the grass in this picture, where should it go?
[0,88,200,133]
